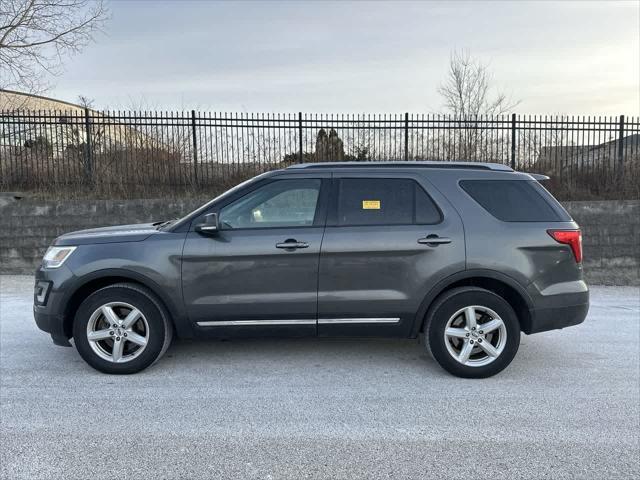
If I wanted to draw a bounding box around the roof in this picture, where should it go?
[0,89,94,112]
[286,161,513,171]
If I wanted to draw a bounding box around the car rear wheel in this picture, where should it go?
[73,283,173,374]
[424,287,520,378]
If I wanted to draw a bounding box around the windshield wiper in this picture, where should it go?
[156,219,175,229]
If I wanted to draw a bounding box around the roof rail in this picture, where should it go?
[286,161,513,172]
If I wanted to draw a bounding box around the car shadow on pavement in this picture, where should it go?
[145,336,459,379]
[34,334,562,380]
[151,335,560,381]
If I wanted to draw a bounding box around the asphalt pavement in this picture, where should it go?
[1,275,638,479]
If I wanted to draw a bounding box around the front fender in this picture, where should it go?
[61,232,193,338]
[62,267,194,337]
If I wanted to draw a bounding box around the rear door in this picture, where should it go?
[318,171,465,337]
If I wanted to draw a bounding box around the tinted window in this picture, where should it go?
[460,180,568,222]
[415,184,443,224]
[220,179,321,229]
[336,178,441,226]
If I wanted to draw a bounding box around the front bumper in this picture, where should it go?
[33,310,71,346]
[33,264,76,346]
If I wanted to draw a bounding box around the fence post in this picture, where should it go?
[404,112,409,161]
[191,110,198,184]
[510,113,516,169]
[83,107,93,181]
[298,112,303,164]
[617,114,625,180]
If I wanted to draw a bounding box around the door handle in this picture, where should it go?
[417,235,452,246]
[276,239,309,249]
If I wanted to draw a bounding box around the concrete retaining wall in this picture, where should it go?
[0,197,638,285]
[0,197,204,275]
[563,201,639,285]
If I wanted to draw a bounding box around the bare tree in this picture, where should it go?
[0,0,108,93]
[435,49,520,161]
[439,49,517,117]
[77,94,95,108]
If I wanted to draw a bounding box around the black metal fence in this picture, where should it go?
[1,110,639,200]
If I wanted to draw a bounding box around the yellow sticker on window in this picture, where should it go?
[362,200,381,210]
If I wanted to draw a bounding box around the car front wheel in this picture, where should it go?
[73,283,173,374]
[424,287,520,378]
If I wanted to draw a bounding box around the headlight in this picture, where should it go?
[42,246,77,269]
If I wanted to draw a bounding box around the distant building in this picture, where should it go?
[0,89,89,113]
[536,134,640,174]
[0,89,155,156]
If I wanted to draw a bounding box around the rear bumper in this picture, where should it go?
[527,301,589,334]
[524,281,589,334]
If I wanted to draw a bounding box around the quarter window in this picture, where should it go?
[336,178,441,226]
[219,179,321,229]
[459,180,570,222]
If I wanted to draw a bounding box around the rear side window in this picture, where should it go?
[336,178,441,226]
[460,180,570,222]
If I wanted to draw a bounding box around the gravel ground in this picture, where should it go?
[0,275,638,480]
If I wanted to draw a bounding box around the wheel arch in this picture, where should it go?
[412,269,534,337]
[61,269,191,339]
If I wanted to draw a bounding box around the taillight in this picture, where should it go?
[548,229,582,263]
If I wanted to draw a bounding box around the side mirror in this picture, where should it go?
[195,213,219,235]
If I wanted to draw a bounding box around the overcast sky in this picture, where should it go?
[50,0,640,115]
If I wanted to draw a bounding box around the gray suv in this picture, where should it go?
[33,162,589,378]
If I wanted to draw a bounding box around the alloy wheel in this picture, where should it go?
[86,302,149,363]
[443,305,507,367]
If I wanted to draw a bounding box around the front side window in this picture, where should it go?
[336,178,442,226]
[219,179,321,229]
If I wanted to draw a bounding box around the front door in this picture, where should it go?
[182,175,329,335]
[318,173,465,337]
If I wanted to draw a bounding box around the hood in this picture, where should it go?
[54,223,160,246]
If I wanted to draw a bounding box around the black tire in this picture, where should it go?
[424,287,520,378]
[73,283,173,374]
